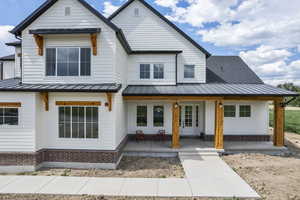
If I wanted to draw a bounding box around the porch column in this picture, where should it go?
[214,100,224,149]
[274,98,285,146]
[172,102,180,148]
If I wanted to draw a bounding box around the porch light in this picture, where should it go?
[174,103,179,108]
[219,102,223,108]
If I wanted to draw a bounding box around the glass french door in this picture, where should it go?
[179,105,196,135]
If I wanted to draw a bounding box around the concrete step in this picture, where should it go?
[179,152,220,157]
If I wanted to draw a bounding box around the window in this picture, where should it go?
[184,65,195,78]
[134,8,139,17]
[140,64,150,79]
[239,105,251,117]
[196,106,199,127]
[224,105,236,117]
[153,64,164,79]
[153,106,164,127]
[0,108,18,125]
[46,47,91,76]
[59,106,98,139]
[65,7,71,16]
[137,106,147,127]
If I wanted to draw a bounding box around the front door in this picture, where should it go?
[180,104,196,135]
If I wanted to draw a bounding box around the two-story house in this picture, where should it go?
[0,0,297,173]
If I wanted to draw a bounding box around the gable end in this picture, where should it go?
[109,0,211,57]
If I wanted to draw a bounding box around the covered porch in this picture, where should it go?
[122,83,298,150]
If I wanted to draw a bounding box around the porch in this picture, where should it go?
[124,138,287,154]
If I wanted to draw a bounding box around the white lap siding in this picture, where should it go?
[39,93,115,150]
[21,0,116,84]
[205,101,269,136]
[0,92,36,152]
[111,0,206,84]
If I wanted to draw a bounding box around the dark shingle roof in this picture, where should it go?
[123,84,298,97]
[0,54,15,61]
[206,56,263,84]
[0,78,121,93]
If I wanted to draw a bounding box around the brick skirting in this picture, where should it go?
[0,136,128,167]
[204,135,271,141]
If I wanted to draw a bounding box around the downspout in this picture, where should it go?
[15,35,22,84]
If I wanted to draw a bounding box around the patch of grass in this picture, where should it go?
[270,109,300,134]
[60,169,71,176]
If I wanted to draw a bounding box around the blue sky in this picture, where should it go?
[0,0,300,86]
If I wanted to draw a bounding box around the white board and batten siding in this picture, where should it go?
[21,0,117,84]
[0,92,37,152]
[128,54,176,85]
[205,101,269,136]
[112,0,206,84]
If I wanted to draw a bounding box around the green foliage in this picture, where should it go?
[270,109,300,134]
[277,83,300,107]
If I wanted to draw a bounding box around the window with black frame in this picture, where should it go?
[239,105,251,117]
[140,64,150,79]
[59,106,98,139]
[0,108,18,125]
[153,64,164,79]
[46,47,91,76]
[153,105,164,127]
[224,105,236,117]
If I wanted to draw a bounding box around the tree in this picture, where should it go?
[277,83,300,107]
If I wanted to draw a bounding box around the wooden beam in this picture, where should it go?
[56,101,101,106]
[33,34,44,56]
[40,92,49,111]
[0,102,21,107]
[106,93,112,111]
[214,100,224,149]
[90,33,97,55]
[274,98,285,146]
[123,96,224,101]
[172,102,180,148]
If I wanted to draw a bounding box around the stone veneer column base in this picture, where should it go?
[0,136,127,173]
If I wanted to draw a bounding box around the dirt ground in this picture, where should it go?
[222,132,300,200]
[9,156,185,178]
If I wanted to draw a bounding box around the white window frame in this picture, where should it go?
[184,64,195,79]
[139,63,165,80]
[136,105,148,127]
[239,105,251,118]
[58,106,99,140]
[153,105,164,127]
[224,105,237,118]
[0,107,20,127]
[45,46,91,77]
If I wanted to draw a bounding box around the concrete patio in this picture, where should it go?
[124,138,287,154]
[0,153,260,198]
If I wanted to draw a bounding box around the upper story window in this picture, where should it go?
[134,8,140,17]
[140,64,150,79]
[184,65,195,78]
[46,47,91,77]
[153,64,164,79]
[239,105,251,117]
[140,63,164,80]
[65,7,71,16]
[0,108,19,125]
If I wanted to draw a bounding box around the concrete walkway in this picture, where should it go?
[0,154,260,198]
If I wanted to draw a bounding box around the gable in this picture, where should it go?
[11,0,119,36]
[109,0,210,57]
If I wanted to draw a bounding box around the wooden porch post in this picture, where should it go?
[172,102,180,148]
[214,100,224,149]
[274,98,285,146]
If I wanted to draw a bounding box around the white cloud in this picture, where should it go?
[0,25,15,57]
[103,1,120,17]
[154,0,180,8]
[240,45,300,85]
